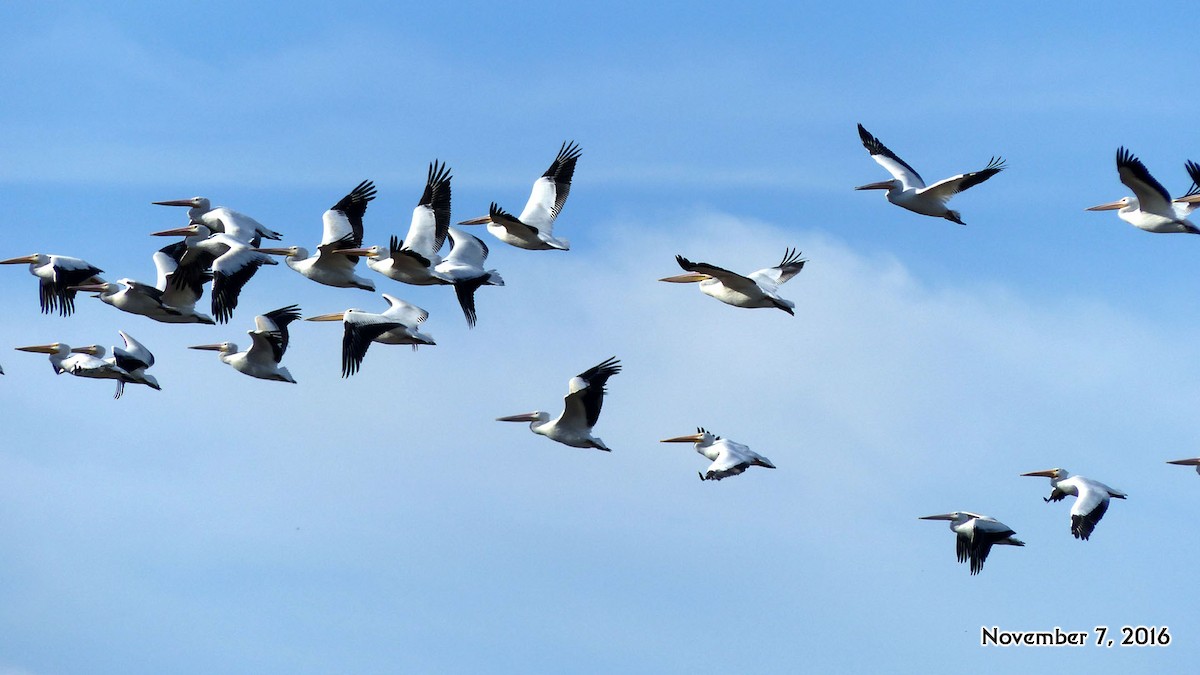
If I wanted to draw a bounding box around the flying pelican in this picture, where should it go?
[71,243,216,324]
[256,180,376,290]
[1022,468,1127,541]
[0,253,104,316]
[152,196,282,245]
[433,228,505,327]
[15,342,130,382]
[660,249,805,314]
[659,428,776,481]
[459,141,581,250]
[150,241,215,324]
[337,162,451,286]
[919,512,1025,575]
[307,294,435,377]
[150,223,277,323]
[855,124,1006,225]
[73,333,160,398]
[1086,148,1200,233]
[497,356,621,451]
[1167,457,1200,475]
[189,305,302,383]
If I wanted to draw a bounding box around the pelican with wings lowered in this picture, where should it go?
[1021,468,1127,541]
[0,253,104,316]
[855,123,1005,225]
[919,512,1025,575]
[306,294,435,378]
[660,428,776,481]
[660,249,805,314]
[189,305,302,383]
[497,357,621,451]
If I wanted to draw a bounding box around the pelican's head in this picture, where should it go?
[497,411,550,425]
[1021,468,1067,480]
[71,345,105,357]
[1086,196,1132,212]
[660,427,716,446]
[15,342,68,355]
[0,253,47,267]
[854,179,900,191]
[189,342,236,355]
[153,196,211,211]
[151,223,210,238]
[254,245,305,259]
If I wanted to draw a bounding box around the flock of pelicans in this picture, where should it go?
[6,127,1200,576]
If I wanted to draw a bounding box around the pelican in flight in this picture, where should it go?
[855,124,1005,225]
[497,356,621,451]
[71,242,216,324]
[256,180,376,290]
[1086,148,1200,233]
[306,294,435,377]
[339,162,451,286]
[190,305,302,383]
[151,223,277,323]
[660,249,805,315]
[1167,457,1200,475]
[1022,468,1127,541]
[152,196,282,246]
[459,141,581,250]
[919,512,1025,575]
[73,333,160,398]
[15,342,130,383]
[0,253,104,316]
[659,428,776,481]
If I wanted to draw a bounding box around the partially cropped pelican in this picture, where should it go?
[15,342,130,383]
[659,428,776,481]
[855,123,1005,225]
[497,357,621,451]
[256,180,376,290]
[152,196,282,245]
[306,294,435,377]
[919,512,1024,575]
[1167,457,1200,476]
[150,223,277,323]
[1022,468,1127,541]
[459,141,581,250]
[190,305,302,383]
[0,253,104,316]
[660,249,805,314]
[71,278,192,323]
[1086,148,1200,233]
[338,162,451,286]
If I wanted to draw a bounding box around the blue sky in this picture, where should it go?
[2,3,1199,673]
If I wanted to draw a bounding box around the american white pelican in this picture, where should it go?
[1022,468,1127,541]
[73,334,160,398]
[919,512,1025,575]
[855,124,1005,225]
[337,162,451,286]
[459,141,581,250]
[659,428,776,481]
[1167,457,1200,475]
[256,180,376,290]
[152,196,282,246]
[659,249,805,314]
[433,228,505,328]
[15,342,130,382]
[1086,148,1200,233]
[189,305,302,383]
[149,241,216,324]
[151,223,277,323]
[307,294,435,377]
[0,253,104,316]
[497,356,621,451]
